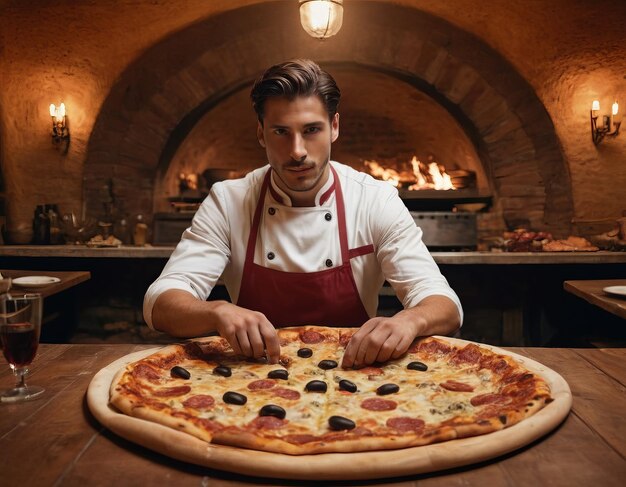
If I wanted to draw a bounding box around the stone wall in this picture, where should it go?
[1,0,625,244]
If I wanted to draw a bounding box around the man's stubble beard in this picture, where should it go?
[278,155,330,193]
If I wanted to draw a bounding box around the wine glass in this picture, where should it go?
[0,293,45,402]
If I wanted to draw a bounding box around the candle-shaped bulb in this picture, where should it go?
[591,100,600,111]
[49,103,56,118]
[59,103,66,118]
[612,101,618,115]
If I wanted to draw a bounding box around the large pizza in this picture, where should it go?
[107,326,557,456]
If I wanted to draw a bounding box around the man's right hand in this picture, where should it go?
[151,290,281,364]
[212,302,281,364]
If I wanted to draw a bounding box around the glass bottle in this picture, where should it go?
[33,205,49,244]
[114,216,131,245]
[48,205,62,245]
[133,214,148,246]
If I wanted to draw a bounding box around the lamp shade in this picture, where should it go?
[299,0,343,39]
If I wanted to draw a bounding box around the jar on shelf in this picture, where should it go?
[133,214,148,246]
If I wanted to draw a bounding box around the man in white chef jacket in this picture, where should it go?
[144,59,462,368]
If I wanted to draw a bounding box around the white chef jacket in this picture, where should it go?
[144,161,463,329]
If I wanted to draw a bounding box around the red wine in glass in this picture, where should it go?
[1,293,44,402]
[1,322,39,367]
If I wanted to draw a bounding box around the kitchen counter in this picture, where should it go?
[0,343,623,485]
[1,245,625,264]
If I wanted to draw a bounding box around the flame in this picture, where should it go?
[364,160,401,187]
[366,156,456,190]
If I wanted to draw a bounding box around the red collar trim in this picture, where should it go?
[267,167,336,206]
[268,180,286,205]
[319,177,336,205]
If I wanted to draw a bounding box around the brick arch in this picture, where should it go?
[85,1,571,234]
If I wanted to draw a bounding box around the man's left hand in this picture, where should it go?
[341,313,420,368]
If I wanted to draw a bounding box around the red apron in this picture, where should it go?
[237,165,371,327]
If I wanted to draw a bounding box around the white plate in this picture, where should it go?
[12,276,61,288]
[603,286,626,298]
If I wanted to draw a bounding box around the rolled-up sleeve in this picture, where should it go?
[143,185,232,329]
[374,190,463,325]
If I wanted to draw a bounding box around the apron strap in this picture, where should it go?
[244,169,271,267]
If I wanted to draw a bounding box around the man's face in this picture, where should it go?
[257,95,339,204]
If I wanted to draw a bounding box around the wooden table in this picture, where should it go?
[0,344,624,486]
[1,269,91,299]
[564,279,626,319]
[1,269,91,341]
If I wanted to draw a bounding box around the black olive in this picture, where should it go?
[376,383,400,395]
[305,380,328,393]
[223,391,247,405]
[268,369,289,380]
[260,404,286,419]
[407,361,428,371]
[213,365,232,377]
[318,359,338,370]
[297,348,313,358]
[170,366,190,380]
[338,379,357,393]
[328,415,356,431]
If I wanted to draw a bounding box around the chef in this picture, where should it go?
[144,59,462,368]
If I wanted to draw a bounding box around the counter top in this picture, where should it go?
[1,245,625,264]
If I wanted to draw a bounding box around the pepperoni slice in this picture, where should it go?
[440,380,474,392]
[414,339,453,355]
[132,364,161,382]
[470,393,510,406]
[451,344,483,365]
[194,417,222,432]
[284,434,318,445]
[386,417,425,432]
[339,333,352,347]
[352,426,374,437]
[300,330,324,344]
[247,379,276,390]
[361,398,397,411]
[272,388,301,400]
[250,416,287,429]
[358,366,383,376]
[182,394,215,409]
[153,385,191,397]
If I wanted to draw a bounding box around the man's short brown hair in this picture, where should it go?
[250,59,340,123]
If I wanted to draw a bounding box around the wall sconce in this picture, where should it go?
[590,99,621,145]
[299,0,343,39]
[49,102,70,153]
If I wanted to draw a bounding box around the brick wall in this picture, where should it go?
[82,2,572,237]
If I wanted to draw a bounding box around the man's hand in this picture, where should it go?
[340,296,461,368]
[151,291,281,363]
[341,313,420,368]
[212,302,281,364]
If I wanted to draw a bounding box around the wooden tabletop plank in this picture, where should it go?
[497,413,624,487]
[564,279,626,319]
[574,348,626,386]
[1,269,91,299]
[520,348,626,458]
[0,345,147,485]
